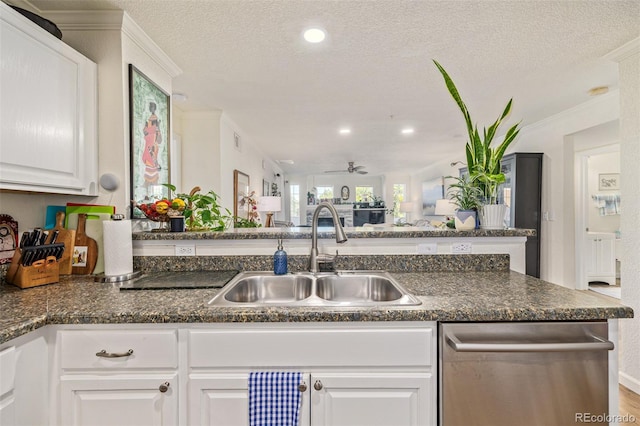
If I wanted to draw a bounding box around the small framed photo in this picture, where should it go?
[598,173,620,191]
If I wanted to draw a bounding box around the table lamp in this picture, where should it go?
[434,199,456,217]
[399,202,414,224]
[257,196,281,227]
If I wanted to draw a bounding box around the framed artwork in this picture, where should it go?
[341,185,350,200]
[129,64,171,218]
[598,173,620,191]
[263,179,270,196]
[234,170,250,218]
[422,177,444,216]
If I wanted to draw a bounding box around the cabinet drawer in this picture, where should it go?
[190,326,433,368]
[59,330,177,370]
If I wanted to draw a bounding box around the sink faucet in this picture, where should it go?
[309,202,348,273]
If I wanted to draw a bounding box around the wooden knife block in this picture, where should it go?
[6,248,60,289]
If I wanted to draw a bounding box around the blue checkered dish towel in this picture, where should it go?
[249,371,302,426]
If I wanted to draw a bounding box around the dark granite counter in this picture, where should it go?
[0,266,632,345]
[133,226,535,241]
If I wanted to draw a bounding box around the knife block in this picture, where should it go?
[6,248,60,289]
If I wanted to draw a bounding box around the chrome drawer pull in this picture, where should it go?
[95,349,134,358]
[159,382,170,393]
[298,382,307,392]
[314,380,323,391]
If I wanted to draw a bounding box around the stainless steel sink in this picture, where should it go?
[221,273,313,304]
[208,271,421,307]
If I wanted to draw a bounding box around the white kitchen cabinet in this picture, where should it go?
[60,374,178,426]
[55,328,179,426]
[586,232,616,285]
[0,2,98,195]
[187,323,436,426]
[0,328,49,426]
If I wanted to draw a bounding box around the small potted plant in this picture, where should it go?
[446,175,483,231]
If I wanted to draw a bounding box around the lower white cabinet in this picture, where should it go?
[60,374,178,426]
[187,323,436,426]
[0,328,48,426]
[55,328,179,426]
[586,232,616,285]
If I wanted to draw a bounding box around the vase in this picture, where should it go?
[454,210,476,231]
[478,204,507,230]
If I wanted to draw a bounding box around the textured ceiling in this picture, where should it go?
[26,0,640,176]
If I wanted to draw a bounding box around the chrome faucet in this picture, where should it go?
[309,202,348,273]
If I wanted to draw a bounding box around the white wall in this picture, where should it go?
[179,110,222,196]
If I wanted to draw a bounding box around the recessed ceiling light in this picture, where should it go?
[588,86,609,96]
[304,28,326,43]
[401,128,415,135]
[339,128,351,135]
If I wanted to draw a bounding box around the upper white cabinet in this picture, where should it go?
[0,3,98,195]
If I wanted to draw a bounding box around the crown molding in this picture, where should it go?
[604,37,640,63]
[39,10,182,78]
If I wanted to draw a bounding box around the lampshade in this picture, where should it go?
[257,196,281,212]
[399,202,414,213]
[434,199,456,216]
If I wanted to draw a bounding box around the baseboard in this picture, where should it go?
[619,371,640,395]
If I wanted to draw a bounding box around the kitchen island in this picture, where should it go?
[0,253,632,426]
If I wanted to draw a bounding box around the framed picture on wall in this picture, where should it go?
[598,173,620,190]
[422,177,444,216]
[234,170,250,219]
[129,64,171,217]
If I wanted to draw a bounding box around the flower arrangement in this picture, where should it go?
[236,191,262,228]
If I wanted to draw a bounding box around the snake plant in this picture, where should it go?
[433,60,521,204]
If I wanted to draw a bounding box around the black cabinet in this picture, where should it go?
[460,152,543,277]
[500,153,543,278]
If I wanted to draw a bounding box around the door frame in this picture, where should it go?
[574,144,619,290]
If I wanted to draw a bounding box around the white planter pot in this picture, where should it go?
[479,204,507,230]
[454,210,476,231]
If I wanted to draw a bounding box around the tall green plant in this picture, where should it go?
[433,60,521,204]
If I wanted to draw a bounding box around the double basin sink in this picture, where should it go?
[208,271,421,307]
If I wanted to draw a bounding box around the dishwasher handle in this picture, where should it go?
[446,332,614,353]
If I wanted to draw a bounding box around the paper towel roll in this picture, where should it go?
[103,219,133,277]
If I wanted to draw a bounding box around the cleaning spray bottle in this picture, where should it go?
[274,238,288,275]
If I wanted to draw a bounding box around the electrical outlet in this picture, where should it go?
[417,243,437,254]
[452,242,472,254]
[175,245,196,256]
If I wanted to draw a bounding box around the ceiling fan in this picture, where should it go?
[324,161,368,175]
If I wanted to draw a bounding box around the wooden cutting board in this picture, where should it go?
[51,211,75,275]
[72,213,98,275]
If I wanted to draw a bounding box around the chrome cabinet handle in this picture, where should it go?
[159,382,170,393]
[314,380,323,391]
[298,382,307,392]
[95,349,134,358]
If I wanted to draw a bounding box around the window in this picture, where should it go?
[316,186,334,200]
[393,184,407,223]
[290,184,300,225]
[355,186,373,202]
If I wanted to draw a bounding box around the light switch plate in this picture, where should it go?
[417,243,437,254]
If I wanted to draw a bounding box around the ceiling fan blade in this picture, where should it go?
[352,165,366,171]
[324,169,347,173]
[357,170,368,174]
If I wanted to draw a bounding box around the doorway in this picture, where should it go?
[575,145,620,297]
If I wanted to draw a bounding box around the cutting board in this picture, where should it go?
[51,211,75,275]
[72,214,98,275]
[66,212,111,275]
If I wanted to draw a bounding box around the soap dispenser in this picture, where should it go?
[274,239,288,275]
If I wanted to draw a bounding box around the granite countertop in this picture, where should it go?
[133,226,536,241]
[0,270,632,345]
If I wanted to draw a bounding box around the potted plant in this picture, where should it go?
[446,175,483,231]
[433,60,521,229]
[162,184,232,231]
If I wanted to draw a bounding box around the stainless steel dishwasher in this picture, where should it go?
[440,322,614,426]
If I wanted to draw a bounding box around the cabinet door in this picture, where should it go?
[586,234,599,277]
[60,374,177,426]
[311,373,434,426]
[596,235,616,277]
[0,3,98,195]
[188,374,311,426]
